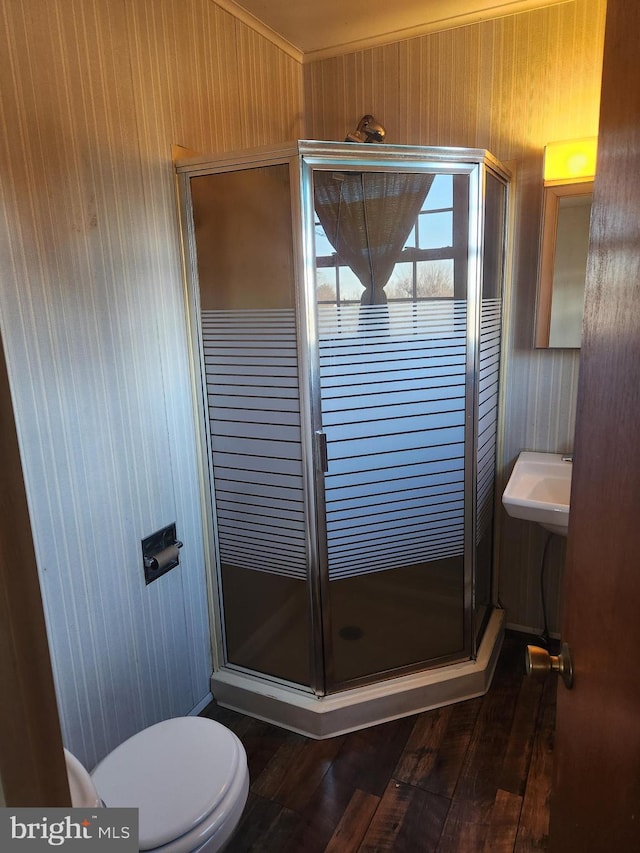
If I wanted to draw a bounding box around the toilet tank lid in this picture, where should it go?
[90,717,245,850]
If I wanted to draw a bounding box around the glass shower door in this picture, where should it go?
[311,166,475,689]
[190,163,315,689]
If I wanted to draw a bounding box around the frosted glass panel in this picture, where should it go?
[476,299,501,543]
[474,171,506,643]
[319,302,467,580]
[191,166,312,687]
[202,309,307,581]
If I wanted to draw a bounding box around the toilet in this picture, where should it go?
[64,716,249,852]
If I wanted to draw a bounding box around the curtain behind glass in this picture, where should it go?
[314,172,435,304]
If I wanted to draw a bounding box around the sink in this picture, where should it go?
[502,451,572,536]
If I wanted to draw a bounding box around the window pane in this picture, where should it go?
[423,174,453,210]
[385,262,414,300]
[338,266,366,301]
[316,268,337,303]
[418,210,453,249]
[315,222,335,257]
[403,224,416,249]
[416,259,454,297]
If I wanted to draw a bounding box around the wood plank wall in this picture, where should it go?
[0,0,303,772]
[303,0,606,634]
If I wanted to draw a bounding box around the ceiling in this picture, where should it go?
[216,0,570,61]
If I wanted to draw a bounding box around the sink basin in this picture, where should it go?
[502,451,572,536]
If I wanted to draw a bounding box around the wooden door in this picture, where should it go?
[0,330,69,805]
[549,0,640,849]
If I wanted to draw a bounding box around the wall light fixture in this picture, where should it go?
[543,137,598,185]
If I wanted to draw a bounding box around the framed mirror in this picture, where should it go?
[535,181,593,348]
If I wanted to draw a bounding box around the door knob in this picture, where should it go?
[525,641,574,689]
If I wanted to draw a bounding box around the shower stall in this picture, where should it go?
[176,141,510,736]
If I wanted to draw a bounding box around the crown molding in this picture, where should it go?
[212,0,572,65]
[300,0,573,63]
[212,0,304,63]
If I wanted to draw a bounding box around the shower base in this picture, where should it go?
[210,608,505,739]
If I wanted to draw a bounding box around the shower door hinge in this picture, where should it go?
[316,430,329,473]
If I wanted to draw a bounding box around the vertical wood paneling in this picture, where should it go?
[303,0,606,633]
[235,22,304,148]
[0,0,303,770]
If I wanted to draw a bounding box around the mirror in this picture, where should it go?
[535,180,593,348]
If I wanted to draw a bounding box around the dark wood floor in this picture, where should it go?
[202,632,557,852]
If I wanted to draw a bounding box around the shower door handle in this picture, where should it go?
[316,430,329,473]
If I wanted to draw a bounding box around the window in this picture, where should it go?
[315,174,465,305]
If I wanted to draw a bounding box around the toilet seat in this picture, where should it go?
[90,717,249,852]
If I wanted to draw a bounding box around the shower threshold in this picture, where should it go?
[210,608,505,739]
